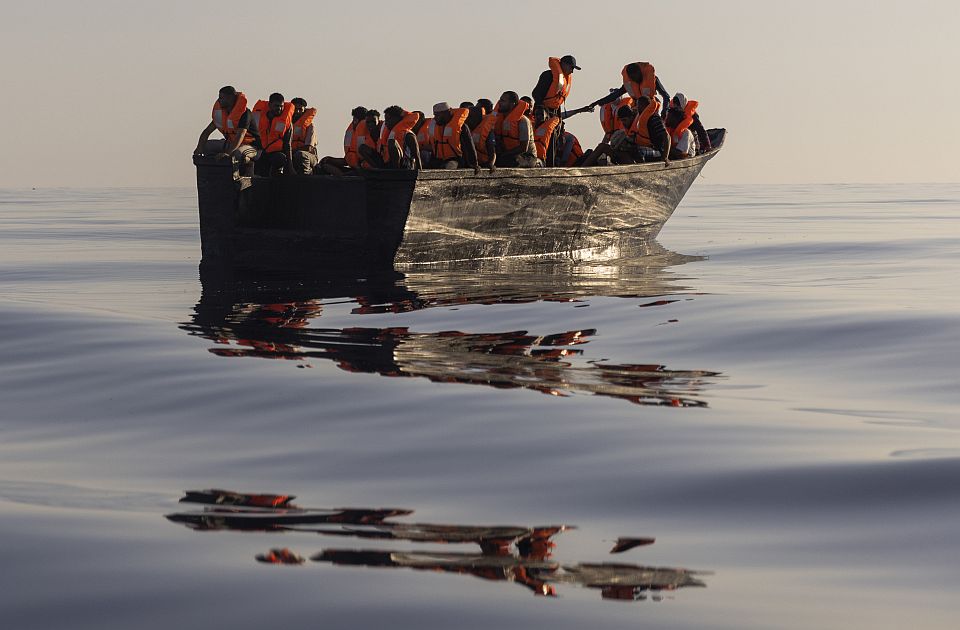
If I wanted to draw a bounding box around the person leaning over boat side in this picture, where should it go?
[289,97,318,174]
[358,106,422,170]
[252,93,295,176]
[319,106,367,176]
[589,62,671,120]
[467,104,497,173]
[194,86,261,176]
[492,91,538,168]
[664,93,711,160]
[581,96,670,167]
[426,102,480,173]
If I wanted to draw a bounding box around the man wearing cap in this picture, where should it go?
[531,55,594,165]
[426,102,479,172]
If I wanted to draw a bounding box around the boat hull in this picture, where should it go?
[194,130,724,271]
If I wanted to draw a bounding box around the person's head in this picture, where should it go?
[466,105,484,129]
[625,62,643,82]
[217,85,238,110]
[520,96,533,107]
[351,106,368,123]
[291,97,307,117]
[533,105,546,125]
[616,104,635,126]
[268,93,284,116]
[365,109,381,129]
[559,54,580,75]
[459,101,474,109]
[432,102,452,125]
[383,105,405,128]
[477,98,494,115]
[634,96,651,111]
[669,93,687,111]
[412,111,427,133]
[497,91,519,114]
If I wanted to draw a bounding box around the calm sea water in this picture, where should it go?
[1,183,958,629]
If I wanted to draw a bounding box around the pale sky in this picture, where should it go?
[2,0,958,187]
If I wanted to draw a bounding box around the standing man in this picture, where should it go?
[194,86,260,176]
[290,97,317,175]
[531,55,593,165]
[252,93,294,176]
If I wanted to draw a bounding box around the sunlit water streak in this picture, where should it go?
[1,184,958,629]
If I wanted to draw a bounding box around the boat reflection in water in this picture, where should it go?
[167,490,709,602]
[180,240,720,407]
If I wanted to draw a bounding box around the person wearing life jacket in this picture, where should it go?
[414,114,434,166]
[425,102,479,173]
[252,93,295,176]
[289,97,318,175]
[319,106,367,176]
[467,104,497,173]
[492,91,538,168]
[358,106,422,170]
[559,130,586,167]
[664,92,712,159]
[581,96,670,167]
[532,105,561,164]
[356,109,382,169]
[587,62,672,120]
[194,85,261,176]
[599,91,635,142]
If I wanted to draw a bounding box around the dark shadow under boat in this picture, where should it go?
[194,130,725,271]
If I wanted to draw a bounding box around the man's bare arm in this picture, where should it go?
[195,122,217,155]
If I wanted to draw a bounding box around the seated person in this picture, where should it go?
[357,110,382,169]
[467,104,497,173]
[582,97,670,167]
[358,106,422,169]
[493,91,539,168]
[252,93,294,176]
[664,93,711,159]
[289,97,318,175]
[559,130,587,167]
[194,85,260,176]
[319,106,367,176]
[425,102,479,173]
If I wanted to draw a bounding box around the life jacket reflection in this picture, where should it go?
[626,98,661,148]
[542,57,572,110]
[493,100,530,152]
[291,108,317,151]
[252,100,295,153]
[429,108,470,160]
[212,92,255,146]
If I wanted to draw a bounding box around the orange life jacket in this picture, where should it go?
[493,101,530,152]
[212,92,255,146]
[291,108,317,151]
[354,120,380,169]
[600,94,634,135]
[542,57,572,110]
[562,132,583,167]
[429,108,470,160]
[417,118,433,152]
[252,100,295,153]
[378,110,420,162]
[626,98,661,148]
[666,100,699,144]
[622,62,657,100]
[471,113,497,164]
[343,120,362,167]
[534,116,561,160]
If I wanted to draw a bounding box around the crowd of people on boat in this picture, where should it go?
[193,56,712,177]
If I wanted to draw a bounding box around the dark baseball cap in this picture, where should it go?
[560,55,581,70]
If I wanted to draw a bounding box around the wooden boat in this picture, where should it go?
[194,129,725,270]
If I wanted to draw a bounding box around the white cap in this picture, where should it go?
[432,102,451,114]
